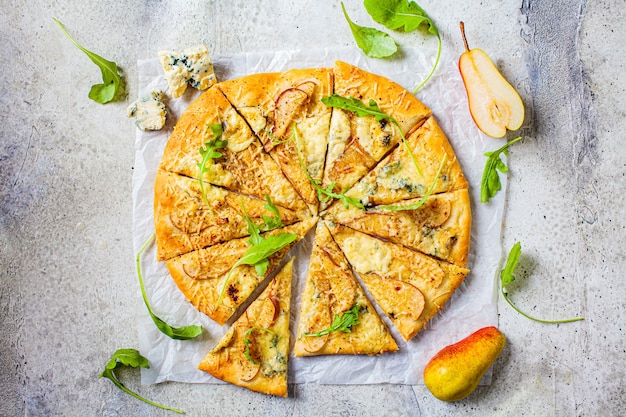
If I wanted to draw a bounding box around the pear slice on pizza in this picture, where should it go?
[324,188,472,267]
[344,116,468,208]
[320,61,432,209]
[154,169,305,261]
[218,68,333,215]
[293,221,398,356]
[166,217,316,325]
[158,85,308,214]
[198,258,295,397]
[329,223,469,342]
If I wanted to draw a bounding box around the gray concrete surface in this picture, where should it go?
[1,0,624,416]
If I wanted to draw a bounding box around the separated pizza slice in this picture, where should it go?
[154,169,306,261]
[321,61,432,209]
[328,223,469,342]
[198,258,294,397]
[159,85,309,214]
[343,116,468,208]
[218,68,334,215]
[166,217,316,325]
[324,189,471,267]
[293,221,398,356]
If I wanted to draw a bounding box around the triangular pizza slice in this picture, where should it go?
[198,258,295,397]
[218,68,334,215]
[166,217,316,325]
[321,61,432,209]
[159,85,309,214]
[328,223,469,342]
[343,116,468,208]
[324,189,471,267]
[154,169,306,261]
[293,221,398,356]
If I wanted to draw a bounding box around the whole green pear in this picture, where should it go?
[423,326,506,401]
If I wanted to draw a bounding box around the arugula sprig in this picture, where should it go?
[303,304,362,337]
[243,327,275,365]
[341,2,397,59]
[215,199,297,310]
[363,0,441,93]
[480,136,522,203]
[292,126,364,210]
[99,349,184,414]
[321,94,423,178]
[500,242,584,324]
[53,18,123,104]
[197,123,227,208]
[136,235,203,340]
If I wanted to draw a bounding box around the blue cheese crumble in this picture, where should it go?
[158,44,216,98]
[127,90,167,131]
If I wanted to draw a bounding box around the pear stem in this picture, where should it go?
[459,21,470,51]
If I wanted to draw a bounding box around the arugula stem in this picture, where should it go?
[501,290,584,324]
[412,33,441,94]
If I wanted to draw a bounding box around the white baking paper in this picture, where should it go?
[132,46,506,386]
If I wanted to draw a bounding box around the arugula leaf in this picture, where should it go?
[321,94,423,177]
[261,195,284,231]
[341,2,397,58]
[197,124,227,208]
[99,349,184,414]
[215,233,297,309]
[303,304,362,337]
[480,136,522,203]
[53,18,123,104]
[500,242,584,324]
[362,0,441,93]
[292,126,364,210]
[243,327,275,365]
[136,235,203,340]
[379,154,446,211]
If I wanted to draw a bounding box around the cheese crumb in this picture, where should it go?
[127,90,167,131]
[158,44,217,98]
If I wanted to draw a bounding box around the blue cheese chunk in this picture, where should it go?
[127,90,167,131]
[158,44,216,98]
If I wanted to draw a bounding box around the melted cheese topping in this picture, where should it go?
[341,236,392,276]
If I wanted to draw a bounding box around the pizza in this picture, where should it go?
[153,60,472,395]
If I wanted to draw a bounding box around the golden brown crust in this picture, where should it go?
[198,258,294,397]
[328,223,469,342]
[154,170,304,261]
[166,218,316,325]
[324,189,471,267]
[293,221,398,356]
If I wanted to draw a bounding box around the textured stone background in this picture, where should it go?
[1,0,624,416]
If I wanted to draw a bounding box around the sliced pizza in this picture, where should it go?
[158,85,309,214]
[321,61,432,209]
[197,258,294,397]
[218,68,334,215]
[154,169,305,261]
[343,116,468,208]
[324,189,471,267]
[166,217,316,325]
[293,221,398,356]
[328,223,469,342]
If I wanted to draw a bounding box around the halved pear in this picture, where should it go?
[458,22,524,138]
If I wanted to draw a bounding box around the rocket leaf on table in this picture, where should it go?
[341,2,397,58]
[480,136,522,203]
[53,18,123,104]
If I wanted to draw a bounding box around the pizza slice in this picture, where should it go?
[293,221,398,356]
[328,223,469,342]
[197,257,294,397]
[321,61,432,209]
[154,169,305,261]
[166,217,316,325]
[159,85,309,214]
[343,116,468,208]
[324,189,471,267]
[218,68,334,215]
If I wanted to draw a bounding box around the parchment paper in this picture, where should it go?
[132,46,506,385]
